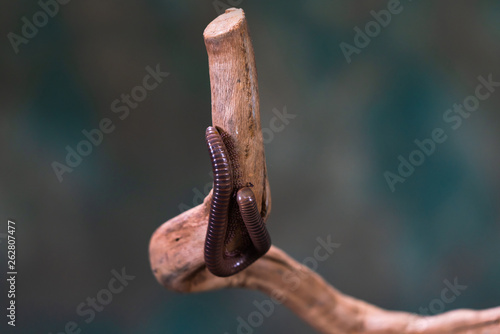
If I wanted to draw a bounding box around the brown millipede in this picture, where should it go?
[204,126,271,277]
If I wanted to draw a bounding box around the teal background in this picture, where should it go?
[1,0,499,333]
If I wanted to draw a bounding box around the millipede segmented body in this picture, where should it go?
[204,126,271,277]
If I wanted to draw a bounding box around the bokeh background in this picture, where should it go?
[1,1,500,333]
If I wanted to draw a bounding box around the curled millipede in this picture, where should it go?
[204,126,271,277]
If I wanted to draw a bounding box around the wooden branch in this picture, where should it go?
[149,195,500,333]
[204,7,270,220]
[149,8,500,334]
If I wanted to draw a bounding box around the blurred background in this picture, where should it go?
[1,0,499,333]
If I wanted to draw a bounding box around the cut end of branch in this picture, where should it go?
[203,8,245,40]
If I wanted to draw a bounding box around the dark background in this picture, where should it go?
[1,1,499,333]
